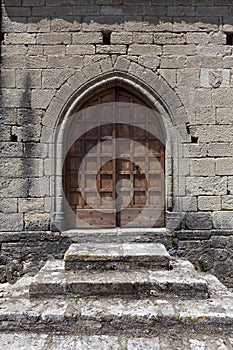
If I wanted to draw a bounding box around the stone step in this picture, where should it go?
[0,293,232,336]
[64,242,170,271]
[29,259,209,299]
[1,332,233,350]
[1,271,232,338]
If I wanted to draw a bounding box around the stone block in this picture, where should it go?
[0,107,18,125]
[0,88,28,108]
[133,33,153,44]
[198,125,233,143]
[31,89,56,109]
[163,43,196,56]
[216,108,233,125]
[18,198,44,212]
[64,243,170,271]
[196,5,228,17]
[197,44,230,57]
[216,158,233,176]
[52,18,81,32]
[200,68,230,88]
[226,173,233,195]
[0,213,23,232]
[114,56,130,71]
[222,195,233,210]
[0,198,18,213]
[208,143,233,157]
[1,54,26,69]
[185,212,212,230]
[160,57,186,69]
[5,33,36,45]
[66,45,95,55]
[3,6,31,17]
[96,45,127,54]
[187,32,209,44]
[42,69,74,89]
[12,125,41,142]
[183,144,208,158]
[27,17,51,33]
[198,196,221,211]
[139,56,160,70]
[111,32,133,44]
[17,106,43,125]
[0,177,28,198]
[31,6,70,17]
[190,159,215,176]
[23,0,45,5]
[142,17,173,32]
[2,16,27,32]
[128,62,144,78]
[186,176,227,196]
[192,107,216,125]
[27,46,44,56]
[167,5,195,16]
[37,33,72,45]
[99,57,113,73]
[213,211,233,229]
[73,5,100,16]
[5,158,43,177]
[180,89,212,109]
[25,55,47,69]
[176,68,200,89]
[43,45,66,56]
[198,177,227,196]
[25,143,48,158]
[83,62,102,80]
[28,177,50,197]
[128,44,162,56]
[24,212,50,230]
[49,55,84,69]
[154,33,186,45]
[73,32,102,44]
[16,69,42,88]
[181,197,198,212]
[179,158,190,176]
[0,69,16,88]
[0,143,23,158]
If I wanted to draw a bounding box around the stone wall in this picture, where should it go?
[0,0,233,286]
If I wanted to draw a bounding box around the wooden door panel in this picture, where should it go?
[120,208,164,228]
[76,209,115,228]
[65,87,165,228]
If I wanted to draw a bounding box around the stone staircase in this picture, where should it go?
[0,242,233,349]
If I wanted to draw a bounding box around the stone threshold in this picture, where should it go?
[61,227,169,243]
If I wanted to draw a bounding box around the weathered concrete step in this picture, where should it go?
[1,332,233,350]
[29,259,209,299]
[64,243,170,271]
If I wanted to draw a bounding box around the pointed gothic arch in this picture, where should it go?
[42,60,189,231]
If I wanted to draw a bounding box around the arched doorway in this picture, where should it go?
[63,87,165,229]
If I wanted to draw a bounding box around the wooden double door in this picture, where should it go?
[64,88,165,228]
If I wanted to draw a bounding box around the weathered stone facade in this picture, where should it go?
[0,1,233,286]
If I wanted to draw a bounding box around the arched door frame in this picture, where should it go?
[51,71,189,232]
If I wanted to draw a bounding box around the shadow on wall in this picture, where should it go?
[2,0,233,29]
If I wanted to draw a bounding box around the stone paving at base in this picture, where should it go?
[0,332,232,350]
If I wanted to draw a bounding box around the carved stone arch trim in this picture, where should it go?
[46,59,189,231]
